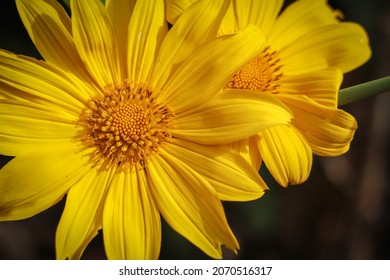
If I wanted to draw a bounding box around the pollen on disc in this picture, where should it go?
[227,46,283,94]
[80,80,175,171]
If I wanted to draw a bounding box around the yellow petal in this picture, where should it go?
[173,90,292,145]
[106,0,136,79]
[165,0,195,24]
[258,125,313,187]
[280,95,358,156]
[127,0,167,83]
[147,152,238,259]
[0,99,79,156]
[230,135,263,171]
[0,143,92,221]
[15,0,90,80]
[71,0,120,85]
[151,0,229,89]
[103,169,161,259]
[280,67,343,108]
[159,25,266,114]
[56,166,115,260]
[164,139,266,201]
[222,0,283,36]
[269,0,338,49]
[279,22,371,75]
[0,50,93,110]
[217,2,237,35]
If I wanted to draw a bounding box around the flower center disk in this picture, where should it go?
[227,46,283,93]
[80,80,175,171]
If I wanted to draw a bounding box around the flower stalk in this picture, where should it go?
[338,76,390,106]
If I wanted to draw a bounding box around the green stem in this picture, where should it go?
[338,76,390,106]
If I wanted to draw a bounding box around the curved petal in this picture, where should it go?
[230,134,263,171]
[217,2,237,35]
[0,143,92,221]
[15,0,91,80]
[147,152,238,259]
[127,0,167,83]
[165,0,195,24]
[279,22,371,75]
[0,99,79,156]
[279,95,358,156]
[103,169,161,259]
[258,125,313,187]
[56,166,115,260]
[173,90,292,145]
[0,50,93,111]
[279,67,343,108]
[269,0,338,49]
[226,0,283,36]
[163,139,266,201]
[159,25,266,114]
[151,0,229,89]
[106,0,136,79]
[71,0,120,86]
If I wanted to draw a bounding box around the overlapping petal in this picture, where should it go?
[103,169,161,259]
[268,0,338,49]
[151,0,229,89]
[163,139,266,201]
[173,90,292,145]
[165,0,195,24]
[226,0,283,36]
[106,0,136,78]
[127,0,167,83]
[165,0,283,36]
[56,166,115,260]
[280,22,371,75]
[0,143,92,221]
[147,152,238,259]
[158,25,266,113]
[258,125,312,187]
[280,67,343,108]
[280,95,357,156]
[230,135,263,172]
[0,50,93,111]
[71,0,120,85]
[15,0,91,81]
[0,99,78,156]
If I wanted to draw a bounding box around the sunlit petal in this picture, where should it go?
[71,0,120,85]
[103,169,161,259]
[164,139,266,201]
[15,0,91,80]
[127,0,167,82]
[148,152,238,259]
[56,166,115,260]
[280,95,357,156]
[151,0,229,89]
[258,125,312,187]
[0,144,92,221]
[173,90,292,144]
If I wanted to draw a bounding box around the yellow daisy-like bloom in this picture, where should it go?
[166,0,371,187]
[0,0,293,259]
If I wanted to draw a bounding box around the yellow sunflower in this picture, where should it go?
[0,0,293,259]
[166,0,371,187]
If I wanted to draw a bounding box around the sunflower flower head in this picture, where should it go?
[0,0,293,259]
[167,0,371,187]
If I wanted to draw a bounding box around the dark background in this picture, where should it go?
[0,0,389,260]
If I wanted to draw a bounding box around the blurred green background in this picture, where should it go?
[0,0,389,260]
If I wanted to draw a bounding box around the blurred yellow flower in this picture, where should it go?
[0,0,293,259]
[166,0,371,187]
